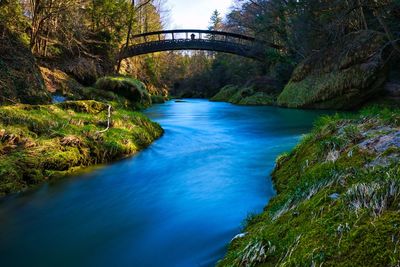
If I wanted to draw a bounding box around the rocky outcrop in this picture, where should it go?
[278,31,388,110]
[0,30,51,105]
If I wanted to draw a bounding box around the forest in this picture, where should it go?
[1,0,400,266]
[1,0,399,103]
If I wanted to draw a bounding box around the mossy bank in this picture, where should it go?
[219,106,400,266]
[211,85,278,106]
[0,100,163,196]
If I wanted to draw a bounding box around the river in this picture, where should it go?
[0,99,328,267]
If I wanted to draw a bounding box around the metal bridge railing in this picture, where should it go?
[129,30,256,47]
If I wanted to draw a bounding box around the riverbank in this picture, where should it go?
[210,85,278,106]
[0,100,163,196]
[0,99,328,267]
[219,105,400,266]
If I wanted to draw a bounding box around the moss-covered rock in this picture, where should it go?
[278,31,388,110]
[219,106,400,266]
[0,30,51,105]
[210,85,240,102]
[95,76,152,107]
[0,100,163,196]
[239,92,276,106]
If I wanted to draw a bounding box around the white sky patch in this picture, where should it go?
[166,0,233,29]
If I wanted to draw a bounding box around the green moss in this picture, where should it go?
[278,66,375,109]
[239,92,276,106]
[0,30,51,105]
[277,31,387,110]
[0,100,163,196]
[211,85,277,106]
[210,85,240,102]
[151,95,166,104]
[95,76,152,108]
[219,108,400,267]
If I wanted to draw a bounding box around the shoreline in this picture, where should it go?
[218,105,400,266]
[0,100,164,196]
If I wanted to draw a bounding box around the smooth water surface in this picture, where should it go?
[0,100,328,267]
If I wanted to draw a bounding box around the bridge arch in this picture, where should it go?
[118,30,275,61]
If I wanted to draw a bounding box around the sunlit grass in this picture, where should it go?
[0,100,163,196]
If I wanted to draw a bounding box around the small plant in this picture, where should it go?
[236,239,276,267]
[319,135,347,152]
[344,178,400,217]
[342,125,362,143]
[271,173,340,220]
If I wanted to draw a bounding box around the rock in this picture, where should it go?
[66,57,101,86]
[210,85,239,102]
[211,84,278,106]
[366,154,399,168]
[384,81,400,97]
[95,76,151,106]
[244,76,283,94]
[277,31,388,110]
[40,66,83,96]
[359,130,400,153]
[0,29,51,105]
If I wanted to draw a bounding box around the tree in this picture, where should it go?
[208,9,223,31]
[116,0,152,73]
[0,0,26,38]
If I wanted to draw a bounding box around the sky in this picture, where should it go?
[166,0,233,29]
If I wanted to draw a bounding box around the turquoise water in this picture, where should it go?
[0,100,328,267]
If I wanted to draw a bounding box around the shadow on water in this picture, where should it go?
[0,99,331,267]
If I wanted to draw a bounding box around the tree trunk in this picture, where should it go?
[116,0,135,73]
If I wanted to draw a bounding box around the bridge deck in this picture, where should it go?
[119,29,271,61]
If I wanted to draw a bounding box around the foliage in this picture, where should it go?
[0,0,27,35]
[166,0,400,99]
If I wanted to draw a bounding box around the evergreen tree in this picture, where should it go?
[208,9,223,31]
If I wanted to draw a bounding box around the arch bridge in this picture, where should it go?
[119,30,277,61]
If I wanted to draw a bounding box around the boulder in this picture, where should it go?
[95,76,151,106]
[278,31,388,110]
[0,30,51,105]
